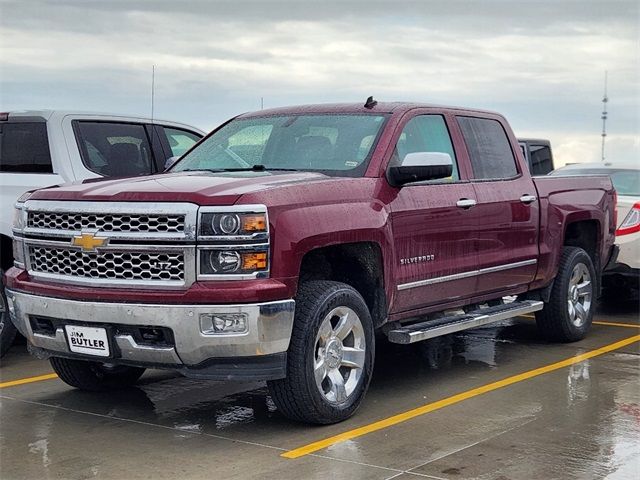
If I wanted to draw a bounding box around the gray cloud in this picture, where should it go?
[1,0,638,164]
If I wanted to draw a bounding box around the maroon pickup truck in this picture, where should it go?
[6,101,616,424]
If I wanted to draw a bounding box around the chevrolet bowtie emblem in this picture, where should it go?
[71,232,109,252]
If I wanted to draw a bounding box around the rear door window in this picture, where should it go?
[162,127,201,157]
[74,122,154,177]
[457,117,518,180]
[0,122,53,173]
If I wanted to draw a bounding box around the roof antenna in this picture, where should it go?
[151,64,155,125]
[600,70,608,163]
[364,96,377,109]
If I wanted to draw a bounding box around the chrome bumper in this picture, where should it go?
[6,289,295,367]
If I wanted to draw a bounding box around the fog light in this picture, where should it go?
[200,313,248,335]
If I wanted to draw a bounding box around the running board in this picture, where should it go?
[387,300,544,344]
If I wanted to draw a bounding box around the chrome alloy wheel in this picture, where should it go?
[313,306,366,404]
[567,262,592,327]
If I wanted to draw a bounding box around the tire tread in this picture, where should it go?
[268,280,373,424]
[535,246,596,342]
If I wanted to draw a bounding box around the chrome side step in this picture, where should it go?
[387,300,544,344]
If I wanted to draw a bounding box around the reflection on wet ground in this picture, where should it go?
[1,300,638,479]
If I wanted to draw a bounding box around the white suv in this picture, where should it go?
[0,110,204,355]
[550,162,640,298]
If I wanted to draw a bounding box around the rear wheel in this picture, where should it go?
[50,357,145,391]
[0,271,18,358]
[536,247,596,342]
[268,281,375,424]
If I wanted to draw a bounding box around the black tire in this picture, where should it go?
[268,281,375,424]
[536,247,597,342]
[0,270,18,358]
[50,357,145,391]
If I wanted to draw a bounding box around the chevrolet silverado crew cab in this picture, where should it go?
[5,101,616,424]
[0,110,204,356]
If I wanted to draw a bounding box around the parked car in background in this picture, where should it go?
[518,138,554,175]
[550,162,640,297]
[0,110,204,356]
[6,101,616,424]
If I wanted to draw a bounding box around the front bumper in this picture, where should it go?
[6,289,295,380]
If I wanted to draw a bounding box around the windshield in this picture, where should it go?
[551,168,640,196]
[172,114,388,177]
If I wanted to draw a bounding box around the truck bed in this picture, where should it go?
[532,174,616,290]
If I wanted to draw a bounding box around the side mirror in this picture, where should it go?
[388,152,453,187]
[164,156,179,171]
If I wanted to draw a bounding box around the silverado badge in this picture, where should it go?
[400,255,435,265]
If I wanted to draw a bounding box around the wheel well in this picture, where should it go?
[0,235,13,271]
[298,242,387,327]
[564,220,599,269]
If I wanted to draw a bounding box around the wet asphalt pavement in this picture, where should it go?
[1,300,638,480]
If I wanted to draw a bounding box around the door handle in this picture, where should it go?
[456,198,477,209]
[520,194,537,204]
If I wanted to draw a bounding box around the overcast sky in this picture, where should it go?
[1,0,638,165]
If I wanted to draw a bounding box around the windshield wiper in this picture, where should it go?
[182,165,299,173]
[222,165,301,172]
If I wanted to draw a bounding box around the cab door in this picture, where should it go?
[455,115,539,296]
[388,112,478,313]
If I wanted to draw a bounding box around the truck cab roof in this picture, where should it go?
[238,101,502,118]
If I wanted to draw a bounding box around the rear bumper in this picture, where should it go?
[6,289,295,380]
[603,245,620,272]
[613,232,640,270]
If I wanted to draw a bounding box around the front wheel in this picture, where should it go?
[268,281,375,424]
[536,247,597,342]
[50,357,146,391]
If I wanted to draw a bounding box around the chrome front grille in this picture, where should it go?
[20,200,199,289]
[29,247,184,282]
[28,211,185,233]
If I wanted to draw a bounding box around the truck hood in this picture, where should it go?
[28,171,335,205]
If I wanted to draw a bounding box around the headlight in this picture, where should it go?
[199,211,267,238]
[12,237,25,268]
[197,206,269,279]
[199,248,269,276]
[12,203,26,232]
[12,203,27,269]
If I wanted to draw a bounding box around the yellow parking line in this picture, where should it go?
[282,334,640,459]
[519,314,639,329]
[0,373,58,389]
[593,321,640,329]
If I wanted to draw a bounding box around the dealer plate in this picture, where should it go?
[65,325,110,357]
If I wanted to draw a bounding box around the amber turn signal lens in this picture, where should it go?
[241,252,267,270]
[241,214,267,232]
